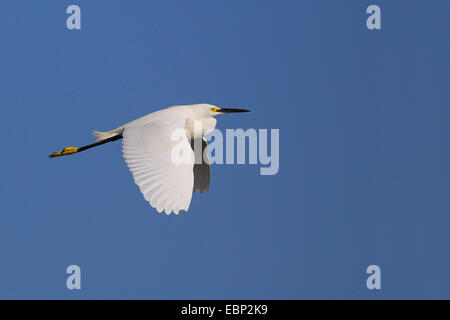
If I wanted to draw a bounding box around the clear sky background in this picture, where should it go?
[0,1,449,299]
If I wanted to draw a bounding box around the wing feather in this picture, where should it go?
[190,138,211,193]
[122,116,194,214]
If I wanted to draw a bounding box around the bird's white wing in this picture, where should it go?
[122,115,194,215]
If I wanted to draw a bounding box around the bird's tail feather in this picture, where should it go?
[93,130,121,142]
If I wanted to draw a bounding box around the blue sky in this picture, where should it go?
[0,1,449,299]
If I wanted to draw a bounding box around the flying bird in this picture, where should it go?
[49,104,249,214]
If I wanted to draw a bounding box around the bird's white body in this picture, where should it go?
[94,104,221,215]
[95,104,218,141]
[52,103,248,215]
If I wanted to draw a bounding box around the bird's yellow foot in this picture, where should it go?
[49,147,79,158]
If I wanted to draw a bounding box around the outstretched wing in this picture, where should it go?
[122,116,194,215]
[190,138,210,193]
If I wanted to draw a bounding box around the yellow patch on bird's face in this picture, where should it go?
[210,106,221,113]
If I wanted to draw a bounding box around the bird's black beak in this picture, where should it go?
[219,108,250,113]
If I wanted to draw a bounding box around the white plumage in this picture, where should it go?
[51,103,249,215]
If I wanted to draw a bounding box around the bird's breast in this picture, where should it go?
[185,117,217,138]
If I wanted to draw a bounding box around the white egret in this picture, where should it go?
[50,104,249,214]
